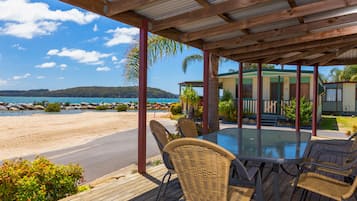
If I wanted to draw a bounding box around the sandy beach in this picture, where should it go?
[0,111,170,160]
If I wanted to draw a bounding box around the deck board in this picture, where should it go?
[62,161,356,201]
[62,138,356,201]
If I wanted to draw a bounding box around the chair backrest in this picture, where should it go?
[164,138,236,201]
[150,120,169,154]
[149,120,175,170]
[177,118,198,138]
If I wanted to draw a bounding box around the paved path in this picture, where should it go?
[21,121,346,182]
[23,120,177,182]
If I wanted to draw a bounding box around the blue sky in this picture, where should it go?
[0,0,341,94]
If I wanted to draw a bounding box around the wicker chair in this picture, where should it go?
[164,138,263,201]
[177,118,199,138]
[304,133,357,178]
[149,120,175,201]
[290,160,357,201]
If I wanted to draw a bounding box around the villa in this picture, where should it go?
[323,81,357,115]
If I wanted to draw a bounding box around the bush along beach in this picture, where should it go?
[0,157,83,201]
[45,103,61,112]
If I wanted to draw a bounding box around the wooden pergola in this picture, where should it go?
[60,0,357,173]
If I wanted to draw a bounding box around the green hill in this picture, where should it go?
[0,86,178,98]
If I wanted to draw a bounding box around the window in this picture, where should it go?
[326,88,342,101]
[289,83,310,99]
[236,84,252,98]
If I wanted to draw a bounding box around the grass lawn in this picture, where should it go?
[320,115,357,132]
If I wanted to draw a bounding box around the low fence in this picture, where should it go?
[240,99,292,116]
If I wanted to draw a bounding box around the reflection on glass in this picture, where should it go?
[199,128,311,162]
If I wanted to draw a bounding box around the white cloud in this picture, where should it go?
[96,66,111,72]
[35,62,56,68]
[36,76,45,79]
[0,0,99,39]
[57,76,64,80]
[0,78,7,86]
[87,36,99,43]
[59,64,67,70]
[47,48,111,65]
[105,27,139,47]
[93,24,98,32]
[112,56,118,62]
[13,73,31,80]
[12,43,26,50]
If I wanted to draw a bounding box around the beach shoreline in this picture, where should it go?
[0,111,170,160]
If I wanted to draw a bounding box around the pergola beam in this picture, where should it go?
[287,0,304,24]
[221,25,357,56]
[276,43,353,64]
[194,0,234,23]
[232,35,357,61]
[105,0,160,16]
[194,0,251,34]
[204,12,357,50]
[151,0,268,32]
[304,44,357,65]
[181,0,355,42]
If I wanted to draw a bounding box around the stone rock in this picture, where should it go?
[34,105,45,110]
[0,105,7,110]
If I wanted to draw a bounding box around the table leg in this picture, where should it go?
[272,164,280,201]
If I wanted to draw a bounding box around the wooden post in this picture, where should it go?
[312,64,319,136]
[138,19,148,174]
[238,62,243,128]
[257,63,262,129]
[203,51,209,134]
[296,64,301,132]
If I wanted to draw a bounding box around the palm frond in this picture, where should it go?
[181,54,203,73]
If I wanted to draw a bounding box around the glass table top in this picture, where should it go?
[199,128,311,164]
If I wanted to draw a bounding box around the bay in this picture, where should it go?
[0,96,179,104]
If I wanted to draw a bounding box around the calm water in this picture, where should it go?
[0,96,179,104]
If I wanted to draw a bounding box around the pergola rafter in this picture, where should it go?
[62,0,357,65]
[180,0,355,42]
[60,0,357,174]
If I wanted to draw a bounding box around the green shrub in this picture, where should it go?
[219,100,237,122]
[283,97,312,126]
[170,103,182,115]
[96,105,108,110]
[77,185,91,193]
[45,103,61,112]
[221,90,233,102]
[116,104,128,112]
[0,156,83,201]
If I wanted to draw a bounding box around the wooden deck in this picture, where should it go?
[62,161,356,201]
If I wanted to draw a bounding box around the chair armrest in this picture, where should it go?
[312,148,356,161]
[303,157,357,172]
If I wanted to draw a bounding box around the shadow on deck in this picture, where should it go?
[62,161,356,201]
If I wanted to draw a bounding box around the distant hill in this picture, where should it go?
[0,86,178,98]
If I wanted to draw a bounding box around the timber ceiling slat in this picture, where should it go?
[231,35,357,60]
[304,44,357,65]
[181,0,353,42]
[60,0,357,65]
[150,0,269,32]
[203,13,357,50]
[220,25,357,56]
[105,0,161,16]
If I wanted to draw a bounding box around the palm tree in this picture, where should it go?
[124,35,221,131]
[124,35,184,82]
